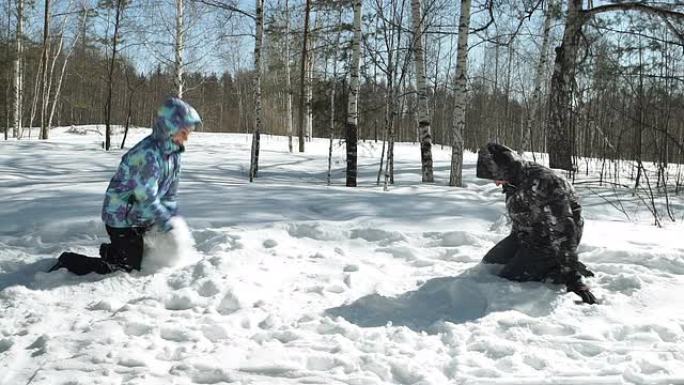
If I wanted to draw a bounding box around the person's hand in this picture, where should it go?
[567,283,597,305]
[160,218,174,233]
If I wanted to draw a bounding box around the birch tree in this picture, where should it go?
[13,0,23,139]
[39,0,50,140]
[174,0,185,97]
[411,0,433,182]
[249,0,264,182]
[284,0,293,152]
[297,0,311,152]
[547,0,684,170]
[346,0,361,187]
[104,0,126,151]
[449,0,471,187]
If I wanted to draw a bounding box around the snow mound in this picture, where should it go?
[326,265,557,332]
[142,217,197,273]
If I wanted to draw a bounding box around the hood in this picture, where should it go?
[476,142,525,183]
[152,97,202,154]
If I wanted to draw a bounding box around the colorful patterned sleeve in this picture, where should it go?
[130,151,173,231]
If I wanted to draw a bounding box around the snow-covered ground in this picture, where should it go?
[1,126,683,385]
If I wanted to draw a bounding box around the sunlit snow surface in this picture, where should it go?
[1,126,683,385]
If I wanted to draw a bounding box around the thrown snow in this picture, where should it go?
[1,125,683,385]
[143,216,198,273]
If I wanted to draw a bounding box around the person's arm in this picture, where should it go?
[130,155,173,232]
[548,180,597,304]
[160,175,179,217]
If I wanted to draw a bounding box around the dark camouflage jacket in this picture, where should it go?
[503,163,591,283]
[477,143,593,285]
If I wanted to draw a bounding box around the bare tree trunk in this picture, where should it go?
[411,0,434,182]
[449,0,471,187]
[105,0,125,150]
[27,57,43,139]
[285,0,293,152]
[346,0,361,187]
[328,9,342,186]
[524,0,555,157]
[547,0,582,170]
[121,65,138,149]
[13,0,23,139]
[122,90,133,149]
[432,35,442,148]
[4,0,9,140]
[39,0,50,140]
[174,0,185,98]
[47,32,74,131]
[297,0,311,152]
[249,0,264,182]
[4,0,8,140]
[377,128,387,185]
[306,50,313,141]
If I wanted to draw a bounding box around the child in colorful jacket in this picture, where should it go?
[51,97,201,275]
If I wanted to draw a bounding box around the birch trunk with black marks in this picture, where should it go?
[346,0,361,187]
[547,0,581,170]
[297,0,311,152]
[285,0,293,152]
[13,0,23,139]
[411,0,433,182]
[449,0,471,187]
[547,0,684,170]
[249,0,264,182]
[174,0,185,98]
[39,0,50,140]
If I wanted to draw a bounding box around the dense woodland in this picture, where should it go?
[1,0,684,188]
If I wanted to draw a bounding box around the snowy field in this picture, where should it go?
[1,126,684,385]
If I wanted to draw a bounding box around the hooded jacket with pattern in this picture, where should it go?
[477,143,593,285]
[101,98,201,231]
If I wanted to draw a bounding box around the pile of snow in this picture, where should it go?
[0,126,683,385]
[142,216,198,273]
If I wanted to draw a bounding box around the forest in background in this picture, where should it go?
[1,0,683,181]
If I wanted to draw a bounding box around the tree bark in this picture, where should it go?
[174,0,185,98]
[13,0,23,139]
[105,0,124,150]
[449,0,471,187]
[297,0,311,152]
[39,0,50,140]
[249,0,264,182]
[523,0,555,156]
[285,0,293,152]
[546,1,684,170]
[346,0,362,187]
[411,0,434,182]
[547,0,582,170]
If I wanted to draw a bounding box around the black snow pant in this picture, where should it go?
[49,226,148,275]
[482,234,564,283]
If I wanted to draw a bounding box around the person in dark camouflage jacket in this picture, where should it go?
[476,142,597,304]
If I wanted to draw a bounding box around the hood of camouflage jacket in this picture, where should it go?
[152,97,202,155]
[476,142,526,184]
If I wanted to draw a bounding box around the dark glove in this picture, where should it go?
[567,283,597,305]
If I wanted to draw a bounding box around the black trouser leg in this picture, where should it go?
[50,251,117,275]
[482,234,518,265]
[104,226,147,271]
[498,246,557,282]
